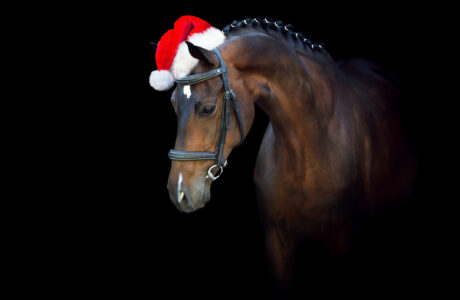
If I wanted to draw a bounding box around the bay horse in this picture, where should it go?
[165,17,417,294]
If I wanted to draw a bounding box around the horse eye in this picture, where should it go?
[198,104,216,116]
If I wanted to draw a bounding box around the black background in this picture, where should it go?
[39,3,445,298]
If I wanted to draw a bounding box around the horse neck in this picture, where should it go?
[229,33,337,148]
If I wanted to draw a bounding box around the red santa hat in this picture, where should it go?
[149,15,226,91]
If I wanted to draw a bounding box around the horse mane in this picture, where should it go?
[222,17,333,63]
[222,17,407,130]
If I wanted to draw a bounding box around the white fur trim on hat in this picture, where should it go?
[149,70,175,91]
[170,27,225,79]
[188,27,226,51]
[170,42,199,80]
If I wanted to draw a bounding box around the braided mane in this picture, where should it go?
[223,17,331,59]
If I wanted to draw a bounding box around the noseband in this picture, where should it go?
[168,48,245,181]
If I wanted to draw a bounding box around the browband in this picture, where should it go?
[174,67,225,85]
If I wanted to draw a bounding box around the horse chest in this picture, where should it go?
[254,126,310,218]
[254,125,347,233]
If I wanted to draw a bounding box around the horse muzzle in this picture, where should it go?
[167,172,211,213]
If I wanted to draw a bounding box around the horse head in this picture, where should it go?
[167,41,255,212]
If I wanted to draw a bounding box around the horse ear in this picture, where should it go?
[186,41,218,67]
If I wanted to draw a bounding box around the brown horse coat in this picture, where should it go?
[167,21,417,294]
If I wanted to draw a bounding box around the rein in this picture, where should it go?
[168,48,245,181]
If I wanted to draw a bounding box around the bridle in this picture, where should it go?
[168,48,245,181]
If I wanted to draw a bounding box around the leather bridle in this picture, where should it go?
[168,48,245,181]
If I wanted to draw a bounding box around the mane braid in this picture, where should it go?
[222,17,328,56]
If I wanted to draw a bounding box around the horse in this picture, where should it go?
[165,17,418,295]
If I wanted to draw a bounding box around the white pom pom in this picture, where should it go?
[149,70,174,91]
